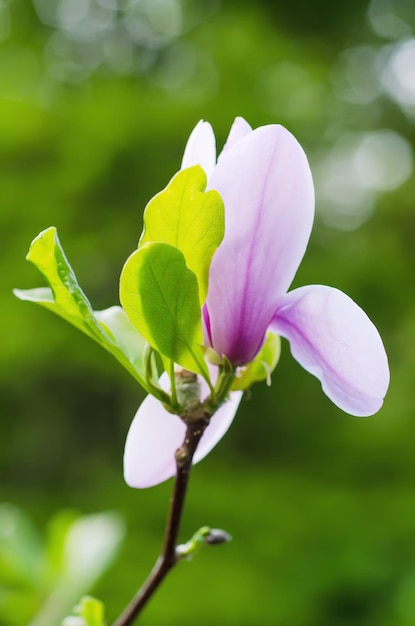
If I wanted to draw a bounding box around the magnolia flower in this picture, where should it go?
[124,117,389,488]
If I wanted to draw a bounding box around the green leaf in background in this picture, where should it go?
[78,597,105,626]
[139,166,224,304]
[231,332,281,391]
[62,596,105,626]
[0,503,44,589]
[29,511,124,626]
[13,227,153,394]
[0,506,123,626]
[120,241,209,379]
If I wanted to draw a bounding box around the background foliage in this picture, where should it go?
[1,0,415,624]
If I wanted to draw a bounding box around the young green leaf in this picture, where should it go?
[62,596,105,626]
[140,165,224,303]
[120,241,209,379]
[13,227,153,394]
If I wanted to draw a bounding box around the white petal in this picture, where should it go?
[181,120,216,178]
[124,373,243,488]
[272,285,390,416]
[206,124,315,365]
[219,116,253,158]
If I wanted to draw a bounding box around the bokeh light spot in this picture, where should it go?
[353,130,413,191]
[332,47,382,105]
[368,0,412,40]
[381,39,415,109]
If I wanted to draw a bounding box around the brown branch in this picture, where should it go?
[112,419,208,626]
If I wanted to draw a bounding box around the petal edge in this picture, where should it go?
[124,373,242,488]
[271,285,389,416]
[206,124,315,365]
[181,120,216,178]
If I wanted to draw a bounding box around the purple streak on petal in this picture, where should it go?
[206,125,315,365]
[271,285,390,416]
[181,120,216,178]
[124,373,242,488]
[219,117,252,158]
[202,304,212,346]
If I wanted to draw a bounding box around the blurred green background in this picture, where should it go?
[1,0,415,624]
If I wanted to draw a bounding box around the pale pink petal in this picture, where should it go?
[271,285,390,416]
[219,116,253,157]
[181,120,216,178]
[206,125,315,365]
[124,373,243,488]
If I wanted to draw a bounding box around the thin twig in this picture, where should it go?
[112,419,208,626]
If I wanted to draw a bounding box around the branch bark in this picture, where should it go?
[112,419,208,626]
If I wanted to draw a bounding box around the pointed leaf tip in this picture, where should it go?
[15,227,151,392]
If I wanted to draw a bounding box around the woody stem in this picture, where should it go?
[112,420,207,626]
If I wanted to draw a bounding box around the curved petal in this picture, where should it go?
[206,124,315,365]
[271,285,390,416]
[124,373,243,488]
[219,116,252,158]
[181,120,216,178]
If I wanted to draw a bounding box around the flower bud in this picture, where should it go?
[203,528,232,545]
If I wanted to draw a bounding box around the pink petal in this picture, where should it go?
[124,373,243,488]
[219,116,253,157]
[181,120,216,178]
[271,285,390,416]
[206,125,315,365]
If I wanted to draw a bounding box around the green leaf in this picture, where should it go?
[176,525,232,560]
[0,503,44,588]
[14,227,152,393]
[79,597,105,626]
[94,306,149,378]
[120,241,209,379]
[140,166,224,303]
[31,512,124,626]
[46,509,79,578]
[62,596,105,626]
[231,332,281,391]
